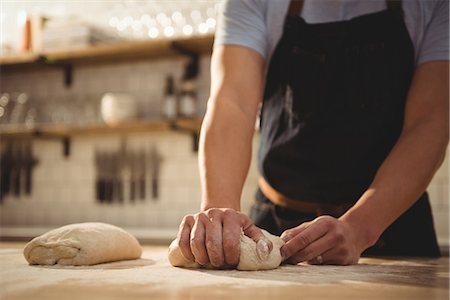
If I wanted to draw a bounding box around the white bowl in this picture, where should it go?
[101,93,138,125]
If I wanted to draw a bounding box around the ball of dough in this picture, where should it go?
[23,222,142,266]
[168,229,284,271]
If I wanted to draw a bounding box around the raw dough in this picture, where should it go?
[168,229,284,271]
[23,222,142,266]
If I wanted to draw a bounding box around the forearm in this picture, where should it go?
[199,96,257,211]
[341,61,449,251]
[198,46,265,212]
[341,118,448,249]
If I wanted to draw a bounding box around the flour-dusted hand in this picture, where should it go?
[176,208,273,268]
[169,228,283,271]
[280,216,370,265]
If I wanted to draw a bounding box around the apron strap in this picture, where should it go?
[386,0,404,16]
[287,0,304,17]
[287,0,403,17]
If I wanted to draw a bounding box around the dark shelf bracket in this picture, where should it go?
[169,121,199,152]
[37,55,73,88]
[170,42,199,80]
[33,130,71,157]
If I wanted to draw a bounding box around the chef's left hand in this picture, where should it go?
[280,215,363,265]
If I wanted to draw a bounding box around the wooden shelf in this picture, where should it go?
[0,118,202,155]
[0,52,38,66]
[0,34,214,69]
[0,118,202,138]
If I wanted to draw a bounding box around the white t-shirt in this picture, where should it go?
[214,0,449,65]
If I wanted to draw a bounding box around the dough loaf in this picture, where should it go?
[23,222,142,266]
[168,229,284,271]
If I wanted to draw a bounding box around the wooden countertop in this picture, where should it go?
[1,242,448,300]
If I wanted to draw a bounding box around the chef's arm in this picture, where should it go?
[341,60,449,250]
[176,46,270,267]
[199,45,265,211]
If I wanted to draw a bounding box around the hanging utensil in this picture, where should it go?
[149,145,163,200]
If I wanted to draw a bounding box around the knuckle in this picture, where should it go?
[206,208,219,218]
[297,234,310,247]
[334,231,345,244]
[196,213,209,224]
[222,208,236,219]
[180,215,193,227]
[337,247,349,258]
[333,227,346,244]
[321,218,334,230]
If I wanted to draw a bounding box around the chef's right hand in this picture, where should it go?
[177,208,273,268]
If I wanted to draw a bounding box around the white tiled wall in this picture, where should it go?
[0,55,448,248]
[0,54,259,240]
[0,132,260,233]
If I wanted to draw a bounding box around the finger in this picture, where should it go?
[222,211,242,266]
[281,220,329,260]
[286,232,335,265]
[205,213,224,267]
[280,221,310,243]
[190,214,209,265]
[178,215,195,261]
[241,216,273,260]
[307,246,359,266]
[306,248,334,265]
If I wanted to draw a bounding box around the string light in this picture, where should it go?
[110,2,219,40]
[206,17,216,28]
[148,27,159,38]
[171,11,183,23]
[163,26,174,37]
[182,24,193,36]
[198,22,208,34]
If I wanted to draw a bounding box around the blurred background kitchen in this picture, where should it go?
[0,1,448,251]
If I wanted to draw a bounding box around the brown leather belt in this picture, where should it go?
[258,177,352,217]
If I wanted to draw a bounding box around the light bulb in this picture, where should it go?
[198,23,208,34]
[172,11,183,23]
[206,18,216,28]
[148,27,159,38]
[182,24,193,36]
[164,26,174,37]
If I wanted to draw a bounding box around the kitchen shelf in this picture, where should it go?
[0,118,203,155]
[0,118,202,137]
[0,34,214,69]
[0,52,38,66]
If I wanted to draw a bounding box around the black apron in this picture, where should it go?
[251,0,440,257]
